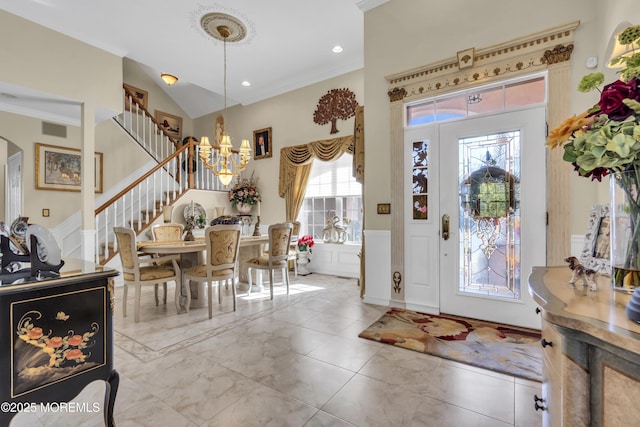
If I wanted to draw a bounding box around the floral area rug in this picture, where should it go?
[359,308,542,382]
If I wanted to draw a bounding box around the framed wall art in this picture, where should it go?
[155,110,182,141]
[253,127,272,159]
[123,84,148,112]
[35,143,103,193]
[580,204,610,274]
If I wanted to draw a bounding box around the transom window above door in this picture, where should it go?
[406,74,546,127]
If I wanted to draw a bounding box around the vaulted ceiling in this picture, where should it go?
[0,0,385,124]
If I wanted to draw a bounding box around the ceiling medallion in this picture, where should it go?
[201,13,247,43]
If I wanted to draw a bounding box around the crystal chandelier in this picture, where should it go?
[198,24,251,186]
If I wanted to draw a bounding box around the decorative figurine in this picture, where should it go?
[253,216,261,236]
[184,215,196,241]
[322,212,347,244]
[565,256,598,291]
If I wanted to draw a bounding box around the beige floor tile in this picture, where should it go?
[307,335,380,371]
[260,354,355,407]
[203,382,317,427]
[304,410,356,426]
[111,273,541,426]
[322,374,426,426]
[114,394,197,427]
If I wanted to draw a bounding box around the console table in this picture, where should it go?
[528,266,640,427]
[0,258,119,426]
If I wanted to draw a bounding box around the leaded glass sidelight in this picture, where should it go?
[458,131,521,299]
[412,140,428,220]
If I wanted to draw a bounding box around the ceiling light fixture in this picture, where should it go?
[332,45,344,53]
[198,23,251,186]
[241,81,251,87]
[160,73,178,86]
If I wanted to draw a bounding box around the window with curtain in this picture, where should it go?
[298,154,362,243]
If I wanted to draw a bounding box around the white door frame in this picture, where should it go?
[6,150,21,222]
[403,107,546,329]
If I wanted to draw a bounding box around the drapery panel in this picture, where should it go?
[278,135,354,221]
[278,107,364,293]
[353,105,364,184]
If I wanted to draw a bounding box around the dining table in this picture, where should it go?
[137,235,269,313]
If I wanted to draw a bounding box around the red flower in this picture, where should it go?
[67,335,84,346]
[65,349,84,360]
[27,327,43,340]
[598,77,640,120]
[46,337,63,348]
[297,235,315,249]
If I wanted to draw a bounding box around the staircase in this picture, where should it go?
[94,86,229,265]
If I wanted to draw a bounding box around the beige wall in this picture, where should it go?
[0,12,197,228]
[0,111,152,228]
[0,10,121,117]
[193,69,364,226]
[123,58,194,137]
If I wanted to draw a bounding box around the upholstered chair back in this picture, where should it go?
[152,223,184,241]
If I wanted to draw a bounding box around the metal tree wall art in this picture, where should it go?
[313,88,358,134]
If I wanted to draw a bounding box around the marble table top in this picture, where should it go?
[529,266,640,356]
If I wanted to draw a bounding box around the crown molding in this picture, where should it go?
[357,0,390,12]
[386,20,580,102]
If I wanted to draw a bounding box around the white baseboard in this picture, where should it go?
[363,230,391,302]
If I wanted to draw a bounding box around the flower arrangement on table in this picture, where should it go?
[297,235,315,252]
[546,24,640,289]
[228,177,261,207]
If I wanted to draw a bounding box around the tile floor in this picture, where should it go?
[111,273,542,427]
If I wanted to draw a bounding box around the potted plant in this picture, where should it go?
[546,24,640,296]
[296,234,315,275]
[228,176,261,214]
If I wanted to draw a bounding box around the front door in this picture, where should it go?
[404,107,546,329]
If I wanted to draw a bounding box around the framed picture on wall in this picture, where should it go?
[35,143,103,193]
[123,84,148,112]
[253,127,272,159]
[155,110,182,141]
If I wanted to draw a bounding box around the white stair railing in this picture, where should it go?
[95,87,234,264]
[95,147,187,264]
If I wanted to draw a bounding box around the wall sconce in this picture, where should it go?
[160,73,178,86]
[162,205,174,223]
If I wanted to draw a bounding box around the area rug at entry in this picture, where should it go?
[359,308,542,382]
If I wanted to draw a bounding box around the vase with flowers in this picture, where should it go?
[547,25,640,299]
[296,235,315,275]
[228,176,261,215]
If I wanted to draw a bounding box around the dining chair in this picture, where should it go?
[245,222,293,300]
[151,223,184,241]
[182,224,242,318]
[114,227,181,322]
[149,222,184,301]
[287,221,301,277]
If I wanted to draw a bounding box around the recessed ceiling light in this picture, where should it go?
[332,45,343,53]
[241,81,251,87]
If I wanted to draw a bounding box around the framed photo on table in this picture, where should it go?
[580,204,610,274]
[253,127,272,159]
[155,110,182,141]
[35,143,103,193]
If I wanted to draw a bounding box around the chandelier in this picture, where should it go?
[198,23,251,186]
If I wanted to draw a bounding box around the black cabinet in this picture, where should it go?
[0,261,118,426]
